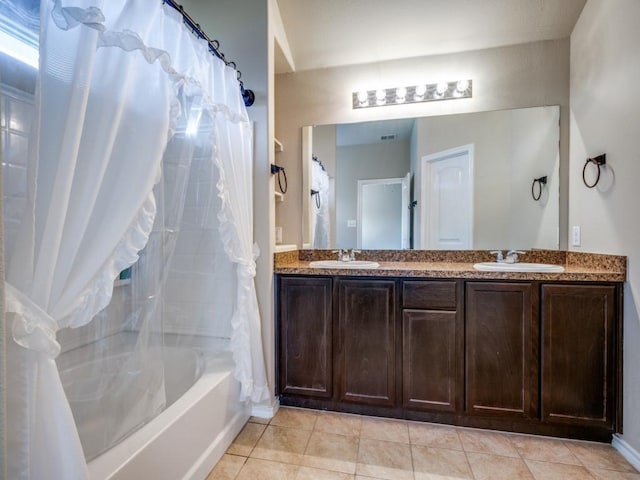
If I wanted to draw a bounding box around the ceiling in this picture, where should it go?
[336,119,415,147]
[274,0,586,74]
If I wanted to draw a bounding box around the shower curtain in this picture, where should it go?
[312,160,330,248]
[3,0,271,478]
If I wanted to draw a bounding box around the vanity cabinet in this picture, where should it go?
[278,276,333,398]
[277,276,399,408]
[541,284,618,429]
[465,282,537,419]
[275,274,622,441]
[402,280,462,413]
[337,279,398,407]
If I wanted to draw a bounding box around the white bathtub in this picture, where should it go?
[58,333,249,480]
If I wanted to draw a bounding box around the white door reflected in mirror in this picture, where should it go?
[421,144,473,249]
[357,173,410,249]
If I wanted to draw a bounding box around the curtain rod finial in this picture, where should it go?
[242,88,255,107]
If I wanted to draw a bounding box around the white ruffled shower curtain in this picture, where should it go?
[4,1,270,478]
[312,160,330,248]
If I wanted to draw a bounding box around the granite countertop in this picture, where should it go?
[274,250,627,283]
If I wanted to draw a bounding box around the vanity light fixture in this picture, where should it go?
[353,79,472,109]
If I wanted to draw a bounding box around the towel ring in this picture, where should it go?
[582,154,606,188]
[531,176,547,201]
[271,164,288,194]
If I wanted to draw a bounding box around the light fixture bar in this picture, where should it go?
[353,80,472,109]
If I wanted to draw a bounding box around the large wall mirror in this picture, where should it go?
[302,105,560,250]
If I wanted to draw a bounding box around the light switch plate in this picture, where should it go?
[347,219,356,228]
[572,225,581,246]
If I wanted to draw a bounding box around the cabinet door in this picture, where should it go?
[466,282,536,418]
[403,309,462,412]
[278,276,333,398]
[541,284,616,427]
[337,279,397,407]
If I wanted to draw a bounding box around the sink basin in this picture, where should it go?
[474,262,565,273]
[309,260,380,269]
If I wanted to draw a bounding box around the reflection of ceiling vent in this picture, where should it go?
[380,134,396,141]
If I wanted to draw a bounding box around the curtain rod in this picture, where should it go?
[163,0,255,107]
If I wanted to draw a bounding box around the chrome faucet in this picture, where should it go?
[490,250,504,263]
[333,249,360,262]
[333,249,350,262]
[505,250,525,264]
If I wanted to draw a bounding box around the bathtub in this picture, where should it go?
[57,332,250,480]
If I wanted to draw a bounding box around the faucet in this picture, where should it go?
[333,249,360,262]
[505,250,525,264]
[333,249,350,262]
[490,250,504,263]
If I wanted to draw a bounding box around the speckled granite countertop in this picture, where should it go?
[274,250,627,282]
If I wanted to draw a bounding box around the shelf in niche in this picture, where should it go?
[274,138,283,152]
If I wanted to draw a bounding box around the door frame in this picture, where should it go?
[420,144,474,249]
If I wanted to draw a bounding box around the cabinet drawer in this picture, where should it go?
[403,280,457,310]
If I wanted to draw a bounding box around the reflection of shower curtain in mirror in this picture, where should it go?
[312,161,330,248]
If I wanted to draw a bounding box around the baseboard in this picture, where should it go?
[251,398,280,419]
[612,434,640,472]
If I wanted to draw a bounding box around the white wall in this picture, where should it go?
[570,0,640,454]
[276,39,570,249]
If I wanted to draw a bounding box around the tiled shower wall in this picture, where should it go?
[2,84,232,353]
[1,82,129,353]
[1,84,30,257]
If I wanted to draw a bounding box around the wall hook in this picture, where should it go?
[583,154,606,188]
[310,189,321,208]
[531,176,547,201]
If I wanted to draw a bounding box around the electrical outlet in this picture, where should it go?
[572,225,581,247]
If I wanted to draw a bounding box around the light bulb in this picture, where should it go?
[357,90,368,104]
[456,79,469,92]
[376,89,386,105]
[414,84,427,97]
[396,87,407,103]
[436,82,448,95]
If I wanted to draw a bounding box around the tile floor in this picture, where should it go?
[206,407,639,480]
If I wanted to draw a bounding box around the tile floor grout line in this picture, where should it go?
[218,408,639,479]
[461,449,478,480]
[231,455,247,480]
[247,421,268,459]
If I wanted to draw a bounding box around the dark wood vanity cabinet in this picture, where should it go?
[337,279,398,407]
[277,276,399,408]
[402,280,462,413]
[276,274,622,441]
[541,284,618,430]
[465,282,537,419]
[278,276,333,398]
